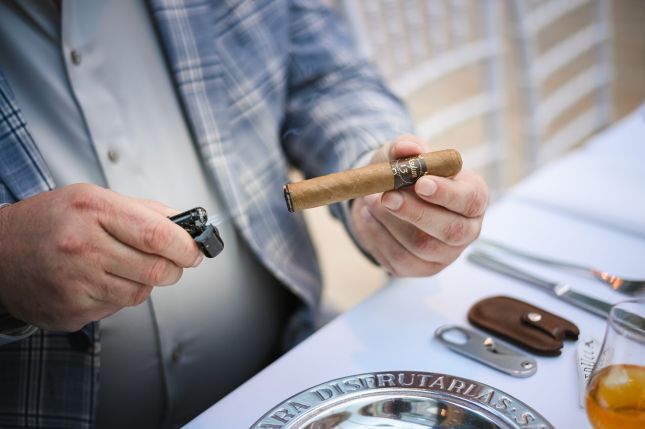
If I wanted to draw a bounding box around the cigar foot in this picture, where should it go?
[283,184,294,213]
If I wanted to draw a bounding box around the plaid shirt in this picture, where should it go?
[0,0,413,427]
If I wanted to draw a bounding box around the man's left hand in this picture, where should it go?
[350,135,489,276]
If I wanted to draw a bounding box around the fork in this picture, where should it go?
[476,239,645,296]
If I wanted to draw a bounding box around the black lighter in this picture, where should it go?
[169,207,224,258]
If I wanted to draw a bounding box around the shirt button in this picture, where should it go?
[107,149,120,163]
[70,50,82,66]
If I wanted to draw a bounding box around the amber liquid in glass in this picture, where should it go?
[585,364,645,429]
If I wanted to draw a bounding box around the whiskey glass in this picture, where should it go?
[585,299,645,429]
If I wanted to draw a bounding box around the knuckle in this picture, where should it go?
[55,233,88,256]
[411,230,434,255]
[67,183,103,212]
[424,236,447,259]
[142,219,172,254]
[143,258,173,285]
[464,188,487,218]
[443,219,467,245]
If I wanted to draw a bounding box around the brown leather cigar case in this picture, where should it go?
[468,296,579,356]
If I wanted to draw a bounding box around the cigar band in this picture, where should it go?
[391,155,428,189]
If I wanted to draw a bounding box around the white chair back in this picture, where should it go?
[340,0,507,193]
[512,0,613,171]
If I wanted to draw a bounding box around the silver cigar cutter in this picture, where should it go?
[169,207,224,258]
[435,325,537,378]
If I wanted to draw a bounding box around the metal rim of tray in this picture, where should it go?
[250,371,554,429]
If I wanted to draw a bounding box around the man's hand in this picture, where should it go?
[350,135,489,276]
[0,184,203,331]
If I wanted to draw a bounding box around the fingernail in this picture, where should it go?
[192,253,204,267]
[416,177,437,197]
[382,191,403,210]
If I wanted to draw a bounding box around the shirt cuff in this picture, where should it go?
[0,312,38,346]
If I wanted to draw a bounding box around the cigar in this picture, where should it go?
[284,149,462,212]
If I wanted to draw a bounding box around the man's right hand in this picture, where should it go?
[0,184,203,332]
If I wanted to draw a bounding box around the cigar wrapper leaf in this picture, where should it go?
[284,149,462,212]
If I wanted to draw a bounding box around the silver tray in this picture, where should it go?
[250,371,553,429]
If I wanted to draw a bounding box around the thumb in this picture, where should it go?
[371,134,429,164]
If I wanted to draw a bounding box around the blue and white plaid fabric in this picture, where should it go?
[0,0,413,427]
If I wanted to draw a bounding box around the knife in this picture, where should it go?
[468,250,645,334]
[468,250,613,318]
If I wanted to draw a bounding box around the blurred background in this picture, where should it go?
[307,0,645,313]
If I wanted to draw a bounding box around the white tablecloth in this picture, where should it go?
[511,104,645,238]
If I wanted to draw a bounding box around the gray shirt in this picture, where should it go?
[0,1,296,427]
